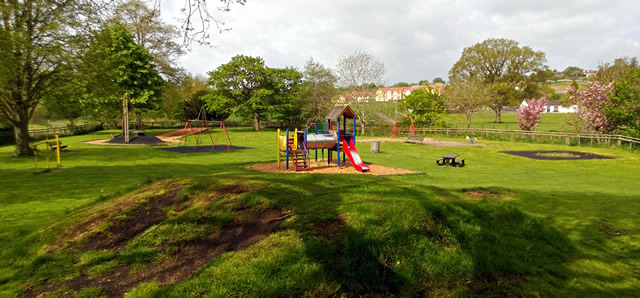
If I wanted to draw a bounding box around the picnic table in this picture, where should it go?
[436,154,465,167]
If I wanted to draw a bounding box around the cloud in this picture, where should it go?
[161,0,640,83]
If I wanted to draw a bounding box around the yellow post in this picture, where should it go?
[55,134,61,167]
[45,135,51,170]
[277,129,281,168]
[294,129,298,149]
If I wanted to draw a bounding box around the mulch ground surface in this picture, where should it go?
[106,136,166,145]
[248,161,420,176]
[157,145,252,153]
[500,150,615,160]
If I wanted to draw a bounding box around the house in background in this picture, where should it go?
[520,99,577,113]
[338,90,376,103]
[375,83,444,102]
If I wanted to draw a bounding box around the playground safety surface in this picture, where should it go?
[248,162,420,176]
[500,150,614,160]
[158,145,252,153]
[106,135,166,145]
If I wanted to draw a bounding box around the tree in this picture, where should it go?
[336,50,386,134]
[607,67,640,136]
[205,55,302,131]
[418,79,429,85]
[517,97,548,131]
[432,77,445,84]
[111,0,184,80]
[562,66,585,79]
[0,0,88,156]
[399,88,447,127]
[445,78,492,128]
[569,81,616,133]
[593,57,638,83]
[173,0,247,48]
[41,66,84,126]
[391,82,410,87]
[79,24,165,130]
[449,38,547,123]
[300,58,338,121]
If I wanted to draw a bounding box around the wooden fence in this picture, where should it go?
[371,127,640,150]
[0,123,104,144]
[142,120,282,129]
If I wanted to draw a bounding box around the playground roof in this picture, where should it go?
[326,105,358,120]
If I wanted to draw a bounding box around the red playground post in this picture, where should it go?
[391,116,416,137]
[212,121,232,152]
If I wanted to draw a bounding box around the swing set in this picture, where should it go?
[390,116,416,137]
[179,106,232,151]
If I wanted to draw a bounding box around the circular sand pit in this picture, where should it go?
[500,150,614,160]
[248,161,419,176]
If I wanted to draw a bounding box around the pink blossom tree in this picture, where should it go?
[517,97,549,131]
[568,82,615,133]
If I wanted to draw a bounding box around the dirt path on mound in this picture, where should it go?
[26,182,289,298]
[358,137,484,147]
[66,209,287,297]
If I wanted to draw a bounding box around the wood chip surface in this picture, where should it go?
[247,161,419,176]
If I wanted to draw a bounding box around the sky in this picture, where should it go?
[159,0,640,85]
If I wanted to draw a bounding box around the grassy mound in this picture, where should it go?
[1,128,639,296]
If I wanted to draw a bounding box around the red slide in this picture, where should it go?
[341,139,370,172]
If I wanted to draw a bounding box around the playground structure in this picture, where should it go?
[277,106,370,172]
[179,106,232,152]
[391,116,416,137]
[32,134,63,172]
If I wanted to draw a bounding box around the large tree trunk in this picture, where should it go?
[13,121,32,157]
[466,111,472,128]
[360,121,366,136]
[135,111,143,130]
[253,112,261,131]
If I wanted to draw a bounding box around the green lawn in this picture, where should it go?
[1,128,639,296]
[443,112,568,131]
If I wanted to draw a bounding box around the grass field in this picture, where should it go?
[442,112,568,131]
[1,128,639,296]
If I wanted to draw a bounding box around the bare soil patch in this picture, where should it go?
[314,214,347,241]
[66,209,288,297]
[81,185,184,251]
[465,190,499,199]
[247,161,419,176]
[30,180,289,297]
[358,137,484,147]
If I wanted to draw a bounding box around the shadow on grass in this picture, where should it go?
[247,175,578,296]
[6,165,638,296]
